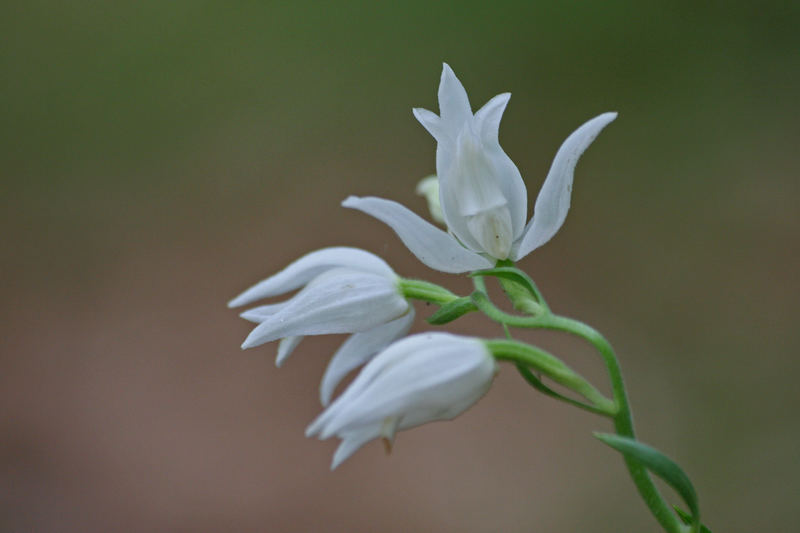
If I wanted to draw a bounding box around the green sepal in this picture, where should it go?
[426,296,477,325]
[674,506,712,533]
[594,433,701,529]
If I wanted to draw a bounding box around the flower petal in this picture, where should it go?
[513,112,617,260]
[412,108,445,143]
[473,93,528,238]
[331,426,380,469]
[240,268,408,349]
[342,196,492,273]
[228,247,395,308]
[239,302,287,323]
[313,333,494,439]
[319,310,415,406]
[438,63,472,134]
[275,336,303,367]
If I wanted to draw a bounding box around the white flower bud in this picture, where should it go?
[306,332,497,469]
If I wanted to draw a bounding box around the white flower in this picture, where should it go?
[229,247,414,403]
[343,63,617,272]
[306,332,497,469]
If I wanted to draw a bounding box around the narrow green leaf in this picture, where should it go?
[674,506,712,533]
[594,433,700,526]
[427,296,477,325]
[515,364,615,416]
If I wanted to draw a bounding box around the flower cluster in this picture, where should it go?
[230,64,615,469]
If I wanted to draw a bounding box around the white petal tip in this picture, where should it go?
[341,196,360,208]
[598,111,618,124]
[238,310,258,322]
[241,332,263,350]
[228,297,243,308]
[305,422,320,438]
[320,391,331,407]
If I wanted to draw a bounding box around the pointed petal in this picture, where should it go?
[228,247,394,308]
[320,310,415,406]
[473,93,511,145]
[513,112,617,260]
[240,269,408,349]
[275,336,303,367]
[474,93,528,237]
[330,426,379,469]
[412,108,445,143]
[438,63,472,133]
[342,196,492,273]
[239,302,287,323]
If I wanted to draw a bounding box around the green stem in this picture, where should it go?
[532,314,687,533]
[472,264,689,531]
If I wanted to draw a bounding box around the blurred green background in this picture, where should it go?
[2,2,798,531]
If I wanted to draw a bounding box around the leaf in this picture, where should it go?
[427,296,477,325]
[594,433,700,527]
[516,364,614,416]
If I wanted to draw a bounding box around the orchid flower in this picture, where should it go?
[306,332,497,469]
[229,247,414,402]
[343,63,617,273]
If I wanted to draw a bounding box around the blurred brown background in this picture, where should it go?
[2,2,798,532]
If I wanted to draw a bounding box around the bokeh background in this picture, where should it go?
[2,2,798,531]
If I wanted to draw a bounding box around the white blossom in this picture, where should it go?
[230,247,414,400]
[306,332,497,469]
[344,63,616,272]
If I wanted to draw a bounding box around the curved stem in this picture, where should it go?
[472,264,689,531]
[533,314,686,533]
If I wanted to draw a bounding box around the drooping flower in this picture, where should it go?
[229,247,415,402]
[306,332,497,469]
[343,63,617,273]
